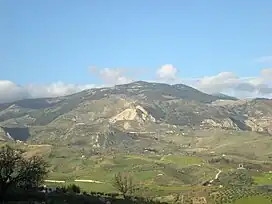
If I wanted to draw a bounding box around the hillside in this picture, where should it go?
[0,81,271,154]
[1,81,272,203]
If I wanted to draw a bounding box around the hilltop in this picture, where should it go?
[0,81,271,150]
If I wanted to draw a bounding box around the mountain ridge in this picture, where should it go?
[0,81,243,106]
[0,81,271,153]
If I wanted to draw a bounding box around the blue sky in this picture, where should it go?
[0,0,272,101]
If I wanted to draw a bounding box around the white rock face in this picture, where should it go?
[6,132,13,140]
[202,118,239,130]
[109,105,156,124]
[245,117,272,134]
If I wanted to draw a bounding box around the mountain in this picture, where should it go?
[0,81,271,154]
[211,93,238,101]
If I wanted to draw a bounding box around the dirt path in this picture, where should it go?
[44,180,65,183]
[210,168,222,183]
[28,144,52,147]
[214,169,222,180]
[44,179,104,184]
[74,179,103,184]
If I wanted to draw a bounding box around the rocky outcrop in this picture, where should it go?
[201,118,240,130]
[201,116,272,135]
[245,117,272,135]
[109,105,156,124]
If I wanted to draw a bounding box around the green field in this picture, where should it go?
[44,153,217,194]
[2,140,272,203]
[254,173,272,185]
[233,196,272,204]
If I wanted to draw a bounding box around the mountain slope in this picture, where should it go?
[0,81,271,153]
[212,93,238,101]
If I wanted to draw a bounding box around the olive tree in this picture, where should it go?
[0,145,48,199]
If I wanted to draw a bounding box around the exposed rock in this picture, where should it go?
[202,118,239,130]
[245,117,272,134]
[109,105,156,124]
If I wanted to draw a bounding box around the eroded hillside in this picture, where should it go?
[0,81,271,154]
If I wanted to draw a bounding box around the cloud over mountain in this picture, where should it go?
[0,81,97,103]
[0,81,30,103]
[0,67,271,103]
[156,64,178,82]
[194,68,272,98]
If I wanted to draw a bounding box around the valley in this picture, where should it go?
[0,81,272,203]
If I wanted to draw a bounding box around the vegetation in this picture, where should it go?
[253,173,272,185]
[210,187,272,204]
[112,172,136,198]
[213,169,254,187]
[0,82,271,203]
[0,145,48,200]
[66,184,81,194]
[0,145,271,203]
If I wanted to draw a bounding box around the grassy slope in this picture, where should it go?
[233,196,272,204]
[1,142,272,203]
[1,129,271,192]
[44,153,216,193]
[253,173,272,185]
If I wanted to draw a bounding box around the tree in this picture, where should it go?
[66,184,81,194]
[112,172,136,198]
[0,145,48,200]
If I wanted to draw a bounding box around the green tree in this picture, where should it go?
[67,184,81,194]
[112,172,136,198]
[0,145,48,200]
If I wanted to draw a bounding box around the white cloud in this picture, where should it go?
[197,72,240,93]
[0,80,97,103]
[247,77,265,86]
[0,67,134,103]
[156,64,178,82]
[0,80,30,103]
[99,68,132,85]
[26,82,96,98]
[194,69,272,98]
[90,67,133,85]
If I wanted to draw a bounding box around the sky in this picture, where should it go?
[0,0,272,102]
